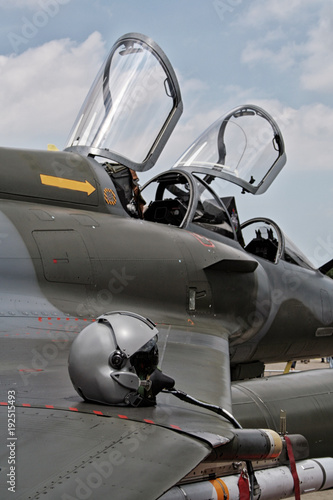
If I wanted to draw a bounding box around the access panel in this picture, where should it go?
[33,230,93,284]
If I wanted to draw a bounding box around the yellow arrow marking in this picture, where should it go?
[40,174,96,196]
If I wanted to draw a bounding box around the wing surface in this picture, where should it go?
[0,406,210,500]
[0,316,233,499]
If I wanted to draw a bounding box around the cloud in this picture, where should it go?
[241,37,302,71]
[300,8,333,92]
[159,97,333,175]
[283,103,333,170]
[179,75,208,96]
[244,99,333,172]
[238,0,318,27]
[239,0,333,92]
[0,32,105,149]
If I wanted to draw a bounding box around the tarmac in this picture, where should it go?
[264,358,332,499]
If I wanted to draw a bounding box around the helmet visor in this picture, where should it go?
[130,335,159,379]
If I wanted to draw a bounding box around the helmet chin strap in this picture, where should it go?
[122,369,176,407]
[139,379,152,390]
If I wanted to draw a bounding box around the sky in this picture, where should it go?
[0,0,332,267]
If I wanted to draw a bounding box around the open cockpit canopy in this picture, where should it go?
[65,33,182,172]
[174,104,286,195]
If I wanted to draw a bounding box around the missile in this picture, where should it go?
[159,457,333,500]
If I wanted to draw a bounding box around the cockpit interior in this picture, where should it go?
[140,171,315,271]
[141,171,236,241]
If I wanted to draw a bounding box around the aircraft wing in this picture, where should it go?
[0,316,233,499]
[1,408,210,500]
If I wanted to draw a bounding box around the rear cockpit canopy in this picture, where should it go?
[141,104,287,243]
[174,104,286,195]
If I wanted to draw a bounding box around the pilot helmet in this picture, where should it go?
[68,311,159,406]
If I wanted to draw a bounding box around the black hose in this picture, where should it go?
[164,388,259,500]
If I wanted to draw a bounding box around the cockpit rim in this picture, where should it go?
[240,217,316,270]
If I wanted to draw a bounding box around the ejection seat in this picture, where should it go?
[244,229,278,263]
[144,199,186,226]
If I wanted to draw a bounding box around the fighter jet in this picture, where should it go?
[0,33,332,500]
